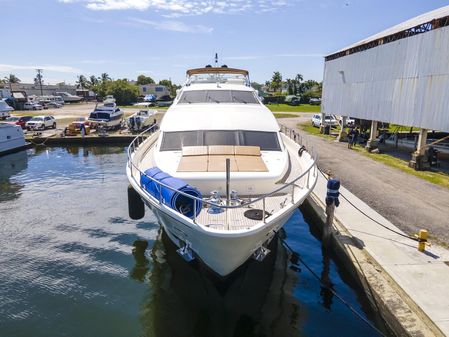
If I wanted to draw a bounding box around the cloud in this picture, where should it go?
[0,64,81,73]
[128,18,213,33]
[59,0,293,16]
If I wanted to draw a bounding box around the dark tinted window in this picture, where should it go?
[160,131,202,150]
[206,90,231,103]
[204,130,238,146]
[89,112,111,120]
[242,131,280,151]
[160,130,280,151]
[179,90,257,104]
[179,91,206,103]
[231,91,258,104]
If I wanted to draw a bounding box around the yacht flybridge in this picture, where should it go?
[126,66,318,277]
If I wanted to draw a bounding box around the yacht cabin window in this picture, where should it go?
[179,90,258,104]
[160,130,281,151]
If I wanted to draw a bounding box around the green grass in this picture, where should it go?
[266,104,320,113]
[274,113,299,119]
[298,122,336,140]
[299,121,449,189]
[352,147,449,189]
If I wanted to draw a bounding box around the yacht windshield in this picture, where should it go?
[160,130,280,151]
[89,112,110,120]
[179,90,258,104]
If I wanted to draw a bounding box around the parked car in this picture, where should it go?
[24,102,44,110]
[26,116,56,130]
[309,98,321,105]
[0,99,14,119]
[44,102,62,109]
[336,116,356,127]
[311,114,338,127]
[4,116,33,129]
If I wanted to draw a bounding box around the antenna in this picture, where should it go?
[215,53,218,66]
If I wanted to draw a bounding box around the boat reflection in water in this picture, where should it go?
[0,150,28,201]
[133,229,302,337]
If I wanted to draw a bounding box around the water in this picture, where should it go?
[0,147,390,337]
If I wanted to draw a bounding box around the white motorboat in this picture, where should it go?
[0,122,29,156]
[127,109,156,132]
[104,95,116,105]
[55,92,83,103]
[0,99,14,119]
[126,66,318,277]
[88,102,124,130]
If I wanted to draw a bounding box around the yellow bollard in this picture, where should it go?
[415,229,428,252]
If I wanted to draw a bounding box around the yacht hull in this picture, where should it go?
[150,202,296,277]
[133,179,311,277]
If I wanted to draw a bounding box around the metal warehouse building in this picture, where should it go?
[322,5,449,168]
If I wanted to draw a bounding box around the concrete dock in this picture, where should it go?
[277,121,449,337]
[307,173,449,336]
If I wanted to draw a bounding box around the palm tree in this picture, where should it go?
[294,74,303,95]
[271,71,282,93]
[100,73,111,84]
[4,74,21,91]
[89,75,99,87]
[76,75,88,89]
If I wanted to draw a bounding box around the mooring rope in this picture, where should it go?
[279,237,387,337]
[317,167,419,242]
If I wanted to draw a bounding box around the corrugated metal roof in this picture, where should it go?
[328,5,449,55]
[322,25,449,132]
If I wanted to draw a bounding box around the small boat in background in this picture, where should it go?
[127,109,156,132]
[0,123,30,156]
[88,102,124,130]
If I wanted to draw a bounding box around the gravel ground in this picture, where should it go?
[280,115,449,245]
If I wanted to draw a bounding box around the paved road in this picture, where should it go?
[280,115,449,245]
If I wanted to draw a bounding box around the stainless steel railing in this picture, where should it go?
[127,124,318,226]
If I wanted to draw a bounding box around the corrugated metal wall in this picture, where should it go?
[322,26,449,132]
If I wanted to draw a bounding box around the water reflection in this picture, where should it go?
[0,150,28,201]
[140,229,302,337]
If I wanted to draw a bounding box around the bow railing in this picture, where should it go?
[127,124,318,227]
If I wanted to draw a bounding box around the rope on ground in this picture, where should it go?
[28,136,50,147]
[280,237,387,337]
[317,167,418,242]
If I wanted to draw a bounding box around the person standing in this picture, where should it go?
[353,127,359,147]
[348,127,354,149]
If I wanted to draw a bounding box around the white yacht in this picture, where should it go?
[126,66,318,277]
[0,122,29,156]
[88,102,124,130]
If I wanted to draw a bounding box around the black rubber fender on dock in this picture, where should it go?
[128,184,145,220]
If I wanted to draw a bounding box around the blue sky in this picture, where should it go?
[1,0,448,85]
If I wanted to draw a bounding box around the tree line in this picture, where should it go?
[252,71,322,101]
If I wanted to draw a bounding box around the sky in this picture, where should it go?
[1,0,448,85]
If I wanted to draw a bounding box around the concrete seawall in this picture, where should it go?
[303,174,448,337]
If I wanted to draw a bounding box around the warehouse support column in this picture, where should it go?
[337,116,347,142]
[319,112,326,134]
[365,120,378,152]
[409,129,429,170]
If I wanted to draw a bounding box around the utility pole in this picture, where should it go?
[36,69,43,95]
